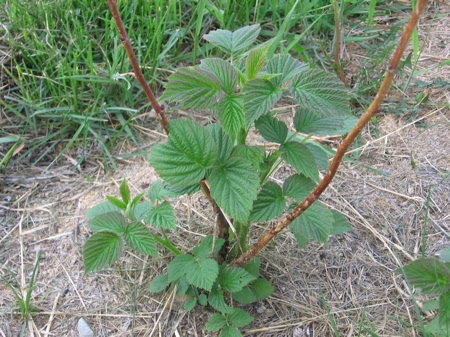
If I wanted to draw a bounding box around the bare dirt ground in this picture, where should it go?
[1,4,449,337]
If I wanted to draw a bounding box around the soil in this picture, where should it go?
[1,3,449,337]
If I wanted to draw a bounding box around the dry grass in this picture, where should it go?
[1,4,450,337]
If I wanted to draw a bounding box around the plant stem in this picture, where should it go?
[154,231,183,255]
[333,0,346,85]
[106,0,169,134]
[230,0,429,267]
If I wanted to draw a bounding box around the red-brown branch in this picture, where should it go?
[230,0,429,267]
[107,0,169,134]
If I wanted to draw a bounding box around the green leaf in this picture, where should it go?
[228,308,254,328]
[255,114,288,144]
[251,278,274,299]
[439,291,450,334]
[203,24,260,54]
[194,235,225,259]
[168,254,195,282]
[86,201,122,219]
[87,211,127,234]
[162,181,201,196]
[205,314,227,331]
[186,258,219,291]
[200,58,238,95]
[130,193,145,208]
[440,248,450,262]
[220,326,242,337]
[83,232,123,273]
[425,316,448,334]
[149,274,169,293]
[209,157,259,223]
[208,289,233,313]
[161,67,223,109]
[123,222,157,256]
[148,180,180,201]
[289,68,350,116]
[242,258,261,278]
[231,145,265,169]
[119,179,131,204]
[423,299,440,311]
[174,277,190,296]
[330,210,352,235]
[250,181,285,222]
[134,201,152,221]
[184,297,197,312]
[246,44,270,79]
[304,142,329,170]
[106,196,127,209]
[198,293,208,306]
[291,202,334,244]
[232,286,257,304]
[283,174,316,200]
[220,266,256,293]
[293,109,347,135]
[280,142,319,181]
[150,120,217,186]
[206,124,233,164]
[401,258,450,295]
[264,54,308,86]
[218,94,245,141]
[243,79,282,127]
[146,201,176,229]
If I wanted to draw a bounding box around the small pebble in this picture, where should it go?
[78,318,93,337]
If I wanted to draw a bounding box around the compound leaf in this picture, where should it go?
[106,196,127,209]
[251,278,274,299]
[255,114,288,144]
[203,24,260,54]
[194,235,225,259]
[243,79,282,127]
[232,286,257,304]
[205,314,227,331]
[289,68,350,116]
[231,145,265,169]
[87,211,127,234]
[184,297,197,312]
[304,142,329,170]
[220,326,242,337]
[84,232,123,273]
[250,181,285,222]
[218,94,245,141]
[161,67,223,109]
[134,201,152,221]
[149,274,169,293]
[146,201,176,229]
[148,180,180,201]
[209,157,259,223]
[200,58,238,95]
[220,266,256,293]
[264,54,308,86]
[119,179,130,204]
[330,210,352,235]
[291,202,334,244]
[150,120,217,186]
[280,142,319,181]
[294,108,347,135]
[86,201,122,219]
[186,258,219,291]
[246,44,270,79]
[123,222,157,256]
[401,258,450,295]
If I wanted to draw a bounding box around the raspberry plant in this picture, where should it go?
[83,0,430,334]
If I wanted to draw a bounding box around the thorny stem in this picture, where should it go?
[107,0,169,134]
[231,0,429,267]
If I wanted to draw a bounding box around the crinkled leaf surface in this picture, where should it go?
[203,24,260,54]
[243,79,282,127]
[87,211,127,234]
[219,266,256,292]
[330,210,352,235]
[304,142,329,170]
[186,258,219,291]
[220,326,242,337]
[251,278,274,299]
[146,201,176,229]
[289,68,350,116]
[194,234,225,259]
[208,289,233,313]
[84,232,123,273]
[231,145,265,169]
[250,181,285,222]
[206,124,233,164]
[294,108,348,135]
[148,180,180,201]
[291,202,334,244]
[439,291,450,334]
[149,274,169,293]
[209,157,259,223]
[255,114,288,144]
[246,44,270,79]
[281,141,319,181]
[264,54,308,86]
[150,120,217,186]
[205,314,227,331]
[228,308,254,328]
[161,67,223,109]
[134,201,153,221]
[123,222,157,256]
[218,94,245,141]
[86,201,122,219]
[401,258,450,295]
[168,254,195,282]
[200,58,238,95]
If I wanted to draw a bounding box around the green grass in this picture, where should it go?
[0,0,437,170]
